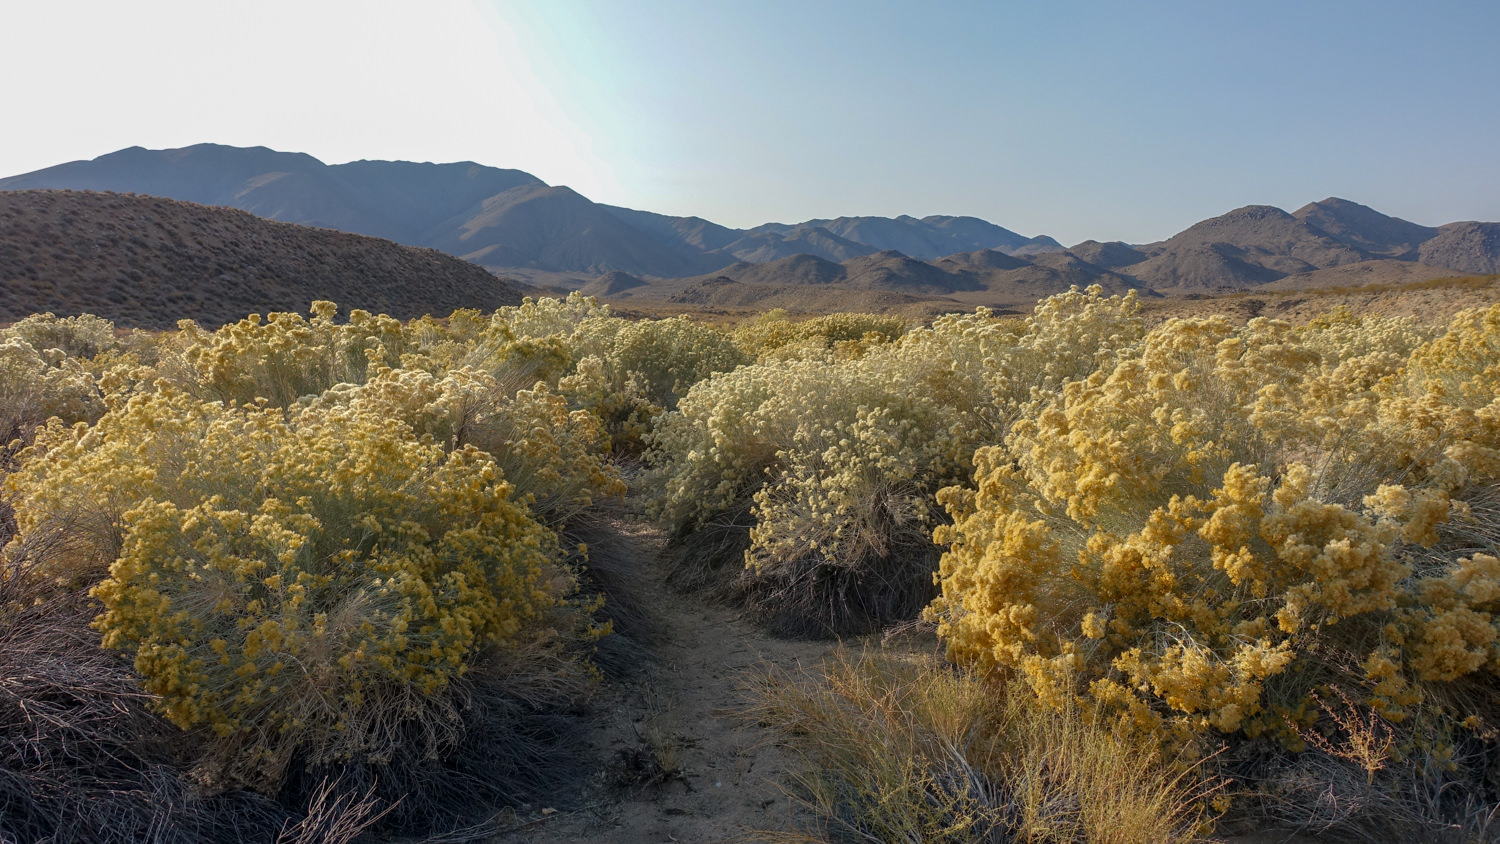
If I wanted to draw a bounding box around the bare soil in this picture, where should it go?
[488,522,838,844]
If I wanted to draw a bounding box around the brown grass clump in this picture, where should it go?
[750,650,1212,844]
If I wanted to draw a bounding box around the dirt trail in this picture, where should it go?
[466,521,1311,844]
[491,522,837,844]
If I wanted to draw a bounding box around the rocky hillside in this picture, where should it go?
[0,190,524,328]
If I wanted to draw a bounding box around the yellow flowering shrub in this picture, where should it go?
[5,386,594,788]
[2,312,120,361]
[557,315,745,452]
[731,309,908,362]
[0,337,103,452]
[493,291,616,351]
[647,287,1142,633]
[159,301,414,406]
[929,305,1500,750]
[477,294,743,451]
[309,366,624,527]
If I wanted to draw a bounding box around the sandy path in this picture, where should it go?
[490,524,836,844]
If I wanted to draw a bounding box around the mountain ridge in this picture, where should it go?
[3,146,1499,308]
[0,144,1066,277]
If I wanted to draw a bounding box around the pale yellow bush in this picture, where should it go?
[0,337,103,452]
[929,306,1500,751]
[4,387,596,788]
[308,366,624,527]
[648,287,1143,632]
[2,312,119,361]
[731,310,908,363]
[559,315,745,451]
[159,302,414,406]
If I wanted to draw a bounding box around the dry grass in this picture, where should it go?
[748,649,1212,844]
[0,556,291,843]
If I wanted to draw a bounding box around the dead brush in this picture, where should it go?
[267,617,600,838]
[1215,685,1500,843]
[1297,687,1396,787]
[273,777,392,844]
[0,554,291,844]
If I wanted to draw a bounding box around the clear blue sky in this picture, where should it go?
[3,0,1498,244]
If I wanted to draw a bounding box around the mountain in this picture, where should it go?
[842,250,985,293]
[715,225,876,264]
[1127,205,1370,293]
[0,144,1060,279]
[419,183,725,277]
[0,190,523,328]
[1292,197,1437,259]
[5,146,1498,305]
[741,215,1062,260]
[1418,222,1500,275]
[0,144,544,246]
[1065,240,1147,269]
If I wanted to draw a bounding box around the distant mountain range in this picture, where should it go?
[0,144,1060,278]
[2,144,1498,311]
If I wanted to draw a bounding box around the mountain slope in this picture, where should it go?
[1418,222,1500,275]
[0,190,523,328]
[7,147,1499,298]
[0,144,545,246]
[1128,205,1370,293]
[421,183,727,277]
[1292,197,1437,259]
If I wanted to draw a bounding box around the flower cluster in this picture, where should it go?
[731,309,909,363]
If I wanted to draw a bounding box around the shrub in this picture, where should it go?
[646,287,1142,635]
[927,307,1500,766]
[731,309,909,362]
[307,366,624,528]
[0,336,103,453]
[159,302,414,407]
[2,311,119,360]
[5,387,599,789]
[558,314,745,452]
[0,555,292,844]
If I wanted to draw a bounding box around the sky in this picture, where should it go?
[3,0,1498,244]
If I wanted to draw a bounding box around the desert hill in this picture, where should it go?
[1126,205,1369,294]
[599,242,1144,312]
[0,190,524,328]
[579,270,649,297]
[1419,221,1500,275]
[744,214,1062,260]
[1065,240,1147,269]
[1291,197,1437,258]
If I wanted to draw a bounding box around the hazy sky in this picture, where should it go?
[3,0,1498,243]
